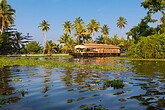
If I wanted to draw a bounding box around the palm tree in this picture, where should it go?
[73,17,89,44]
[96,35,104,44]
[65,37,75,51]
[73,27,89,44]
[58,33,70,44]
[117,16,128,38]
[112,34,119,45]
[101,24,110,36]
[62,21,72,35]
[0,0,16,34]
[44,40,57,54]
[73,17,85,31]
[87,19,100,42]
[12,32,31,53]
[38,20,50,54]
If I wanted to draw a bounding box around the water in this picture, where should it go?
[0,57,165,110]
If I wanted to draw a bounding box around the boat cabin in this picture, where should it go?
[70,44,120,57]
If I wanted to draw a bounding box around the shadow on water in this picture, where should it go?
[0,57,164,110]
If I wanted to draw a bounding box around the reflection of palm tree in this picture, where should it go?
[0,68,15,95]
[42,67,51,94]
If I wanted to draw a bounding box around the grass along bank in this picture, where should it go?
[106,57,165,61]
[0,57,127,71]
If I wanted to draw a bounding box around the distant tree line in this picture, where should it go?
[0,0,164,58]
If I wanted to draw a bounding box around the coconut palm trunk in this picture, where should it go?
[43,31,47,54]
[1,17,5,34]
[92,33,94,43]
[82,36,84,44]
[121,28,123,38]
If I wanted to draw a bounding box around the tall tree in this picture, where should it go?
[73,17,84,31]
[141,0,165,27]
[58,33,70,44]
[73,27,89,44]
[38,20,50,54]
[126,14,157,43]
[101,24,110,36]
[0,0,16,34]
[73,17,89,44]
[62,21,72,35]
[117,16,128,38]
[87,19,100,42]
[44,40,57,54]
[112,34,119,45]
[12,32,32,53]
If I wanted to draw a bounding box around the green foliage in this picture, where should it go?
[62,21,72,34]
[117,16,128,38]
[0,57,128,71]
[44,40,57,54]
[83,100,108,110]
[26,41,41,54]
[127,33,165,59]
[58,33,70,44]
[103,79,124,89]
[100,24,110,36]
[18,89,28,97]
[87,19,100,42]
[38,20,50,32]
[126,14,158,43]
[0,33,12,54]
[112,34,119,45]
[96,35,111,44]
[73,17,90,44]
[0,96,7,107]
[84,104,108,110]
[0,0,16,33]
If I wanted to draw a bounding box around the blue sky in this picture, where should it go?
[8,0,161,45]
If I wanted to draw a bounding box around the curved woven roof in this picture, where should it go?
[75,44,120,49]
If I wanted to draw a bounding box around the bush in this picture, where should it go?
[127,34,165,59]
[26,41,41,54]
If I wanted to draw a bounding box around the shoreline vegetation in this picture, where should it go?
[0,54,71,57]
[106,57,165,61]
[0,57,128,71]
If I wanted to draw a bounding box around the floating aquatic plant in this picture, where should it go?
[83,99,108,110]
[0,57,127,71]
[0,96,8,107]
[18,89,28,97]
[103,79,124,89]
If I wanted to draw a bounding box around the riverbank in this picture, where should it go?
[0,54,70,57]
[106,57,165,61]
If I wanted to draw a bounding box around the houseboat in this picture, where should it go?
[69,44,120,57]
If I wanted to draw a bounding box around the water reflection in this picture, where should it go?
[0,58,164,110]
[0,67,21,107]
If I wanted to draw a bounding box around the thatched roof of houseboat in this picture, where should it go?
[75,44,120,49]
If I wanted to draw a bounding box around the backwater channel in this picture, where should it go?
[0,57,165,110]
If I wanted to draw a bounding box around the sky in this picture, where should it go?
[8,0,162,45]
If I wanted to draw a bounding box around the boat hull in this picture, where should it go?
[69,52,120,57]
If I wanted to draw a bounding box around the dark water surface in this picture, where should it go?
[0,57,165,110]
